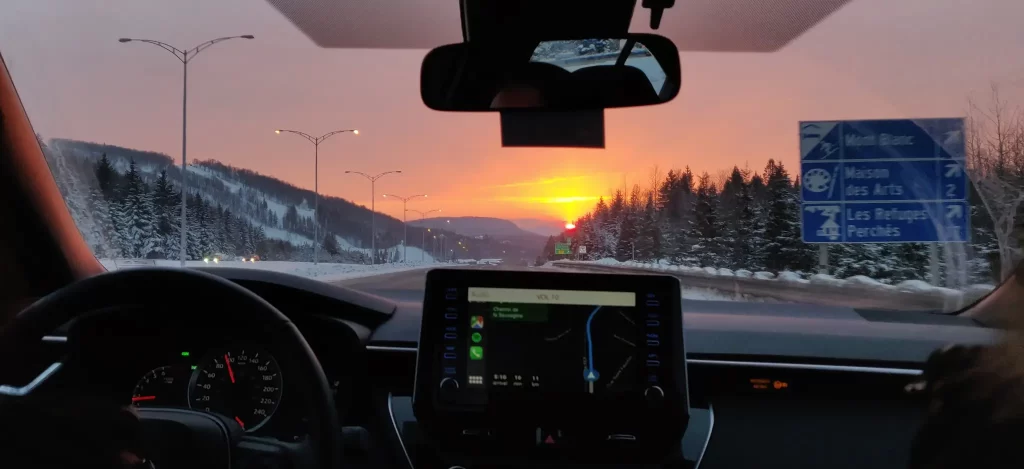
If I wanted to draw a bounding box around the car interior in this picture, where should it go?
[1,1,1022,469]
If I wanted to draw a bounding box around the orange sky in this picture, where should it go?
[3,0,1024,223]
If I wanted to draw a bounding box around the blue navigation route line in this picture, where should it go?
[585,306,602,384]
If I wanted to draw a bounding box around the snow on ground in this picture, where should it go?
[396,245,436,263]
[100,259,435,283]
[562,258,995,297]
[680,287,776,303]
[776,271,809,284]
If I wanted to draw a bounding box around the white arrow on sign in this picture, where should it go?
[944,162,963,178]
[946,204,964,220]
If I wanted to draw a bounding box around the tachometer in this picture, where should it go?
[188,348,282,432]
[132,365,188,407]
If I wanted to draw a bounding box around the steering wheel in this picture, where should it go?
[0,267,340,469]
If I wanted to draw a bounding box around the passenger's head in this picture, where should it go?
[909,273,1024,469]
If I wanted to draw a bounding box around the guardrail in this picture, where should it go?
[551,261,981,312]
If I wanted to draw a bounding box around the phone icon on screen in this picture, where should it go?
[469,346,484,360]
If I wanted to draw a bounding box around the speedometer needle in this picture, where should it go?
[131,395,156,402]
[224,354,236,384]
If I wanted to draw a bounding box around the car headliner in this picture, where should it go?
[265,0,851,52]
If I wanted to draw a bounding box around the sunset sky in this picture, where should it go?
[3,0,1023,223]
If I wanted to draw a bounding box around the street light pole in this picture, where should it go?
[406,209,442,262]
[276,129,358,264]
[345,170,401,264]
[119,35,254,266]
[383,194,427,262]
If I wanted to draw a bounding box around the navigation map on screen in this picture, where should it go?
[464,287,660,396]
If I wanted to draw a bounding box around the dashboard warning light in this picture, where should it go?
[773,380,789,390]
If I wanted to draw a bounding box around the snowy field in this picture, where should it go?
[555,258,998,311]
[99,259,436,283]
[566,258,996,299]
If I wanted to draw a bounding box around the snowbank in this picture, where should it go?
[776,271,809,284]
[100,259,435,283]
[556,259,997,306]
[808,273,844,286]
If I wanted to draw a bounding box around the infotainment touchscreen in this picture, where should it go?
[413,269,687,426]
[464,286,650,400]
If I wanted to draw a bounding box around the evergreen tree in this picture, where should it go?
[658,168,697,265]
[322,232,341,256]
[634,192,662,262]
[761,160,815,272]
[151,170,179,258]
[690,172,724,267]
[112,159,156,258]
[186,193,204,260]
[95,153,119,200]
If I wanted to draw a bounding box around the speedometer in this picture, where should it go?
[189,348,283,432]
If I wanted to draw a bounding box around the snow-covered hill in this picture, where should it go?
[44,138,434,263]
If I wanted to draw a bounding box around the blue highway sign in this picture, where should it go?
[799,119,969,243]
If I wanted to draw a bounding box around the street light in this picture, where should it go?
[119,34,254,266]
[346,170,401,264]
[275,129,358,264]
[407,209,442,262]
[383,194,427,262]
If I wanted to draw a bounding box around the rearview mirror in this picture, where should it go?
[421,34,680,112]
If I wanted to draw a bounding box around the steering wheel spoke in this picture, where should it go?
[0,361,64,399]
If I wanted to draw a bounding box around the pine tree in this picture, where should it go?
[95,153,118,200]
[658,168,697,265]
[690,172,724,267]
[322,232,341,256]
[112,159,157,258]
[761,160,815,272]
[634,192,661,262]
[186,193,204,260]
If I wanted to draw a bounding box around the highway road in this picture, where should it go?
[331,267,437,302]
[331,264,538,302]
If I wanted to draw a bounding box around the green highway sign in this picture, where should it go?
[554,243,571,255]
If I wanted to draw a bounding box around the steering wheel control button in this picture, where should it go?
[606,434,637,441]
[644,385,665,407]
[459,428,494,443]
[535,427,564,448]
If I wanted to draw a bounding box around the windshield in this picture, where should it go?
[4,0,1022,313]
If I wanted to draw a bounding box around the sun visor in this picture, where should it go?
[264,0,850,52]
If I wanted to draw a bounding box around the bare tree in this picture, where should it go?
[966,84,1024,280]
[648,165,663,207]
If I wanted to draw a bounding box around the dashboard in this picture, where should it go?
[25,267,1004,469]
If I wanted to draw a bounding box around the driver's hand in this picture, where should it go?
[0,396,148,469]
[908,344,1024,469]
